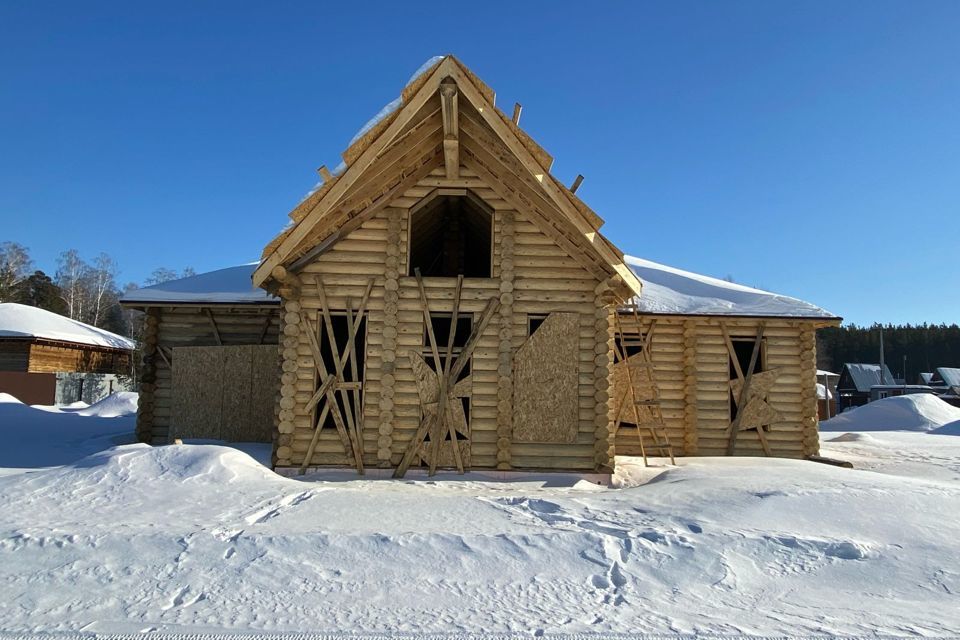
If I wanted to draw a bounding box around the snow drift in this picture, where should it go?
[821,393,960,432]
[1,441,960,635]
[0,392,137,468]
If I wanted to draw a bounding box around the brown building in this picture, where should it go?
[0,303,134,405]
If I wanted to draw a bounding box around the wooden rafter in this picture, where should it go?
[254,58,454,287]
[443,62,643,296]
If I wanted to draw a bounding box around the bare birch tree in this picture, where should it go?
[0,242,33,302]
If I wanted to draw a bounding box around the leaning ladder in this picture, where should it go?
[613,305,676,466]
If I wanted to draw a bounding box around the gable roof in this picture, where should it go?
[625,256,839,319]
[121,264,278,306]
[933,367,960,388]
[253,55,642,296]
[839,363,896,392]
[0,303,135,350]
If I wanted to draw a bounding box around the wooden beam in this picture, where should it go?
[253,57,457,287]
[447,64,644,295]
[317,165,333,183]
[512,103,522,126]
[440,81,460,180]
[288,154,440,272]
[204,309,222,346]
[570,174,584,194]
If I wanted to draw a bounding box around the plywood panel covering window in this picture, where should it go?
[730,337,764,421]
[512,312,579,443]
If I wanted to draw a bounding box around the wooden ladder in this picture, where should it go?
[614,305,676,466]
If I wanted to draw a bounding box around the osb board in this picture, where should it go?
[220,346,253,442]
[512,312,580,443]
[248,346,279,442]
[730,369,783,430]
[171,347,223,442]
[171,346,277,443]
[611,353,659,426]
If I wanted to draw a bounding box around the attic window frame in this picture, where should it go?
[406,188,494,279]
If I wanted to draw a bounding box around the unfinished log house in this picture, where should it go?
[123,56,840,476]
[253,57,642,476]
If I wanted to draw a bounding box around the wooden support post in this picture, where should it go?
[570,174,584,194]
[495,210,515,470]
[682,319,699,455]
[204,309,222,346]
[440,80,460,180]
[317,165,333,183]
[512,102,522,126]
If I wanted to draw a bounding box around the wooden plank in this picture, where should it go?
[171,347,223,441]
[248,345,278,442]
[512,312,580,443]
[220,345,252,442]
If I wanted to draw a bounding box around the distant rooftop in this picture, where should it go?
[0,303,135,350]
[839,363,897,392]
[121,264,278,306]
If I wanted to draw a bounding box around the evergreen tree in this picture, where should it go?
[13,270,67,314]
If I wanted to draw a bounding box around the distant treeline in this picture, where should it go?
[0,241,194,338]
[817,324,960,382]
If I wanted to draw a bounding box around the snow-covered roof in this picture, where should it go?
[817,369,840,378]
[0,303,135,350]
[625,256,838,319]
[299,56,446,203]
[121,264,278,306]
[933,367,960,388]
[840,363,896,392]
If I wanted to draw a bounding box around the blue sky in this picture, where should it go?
[1,1,957,325]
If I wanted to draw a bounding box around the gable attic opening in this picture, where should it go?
[408,189,492,278]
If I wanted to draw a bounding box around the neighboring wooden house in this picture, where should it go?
[0,303,134,405]
[929,368,960,407]
[123,56,841,476]
[929,367,960,392]
[121,265,280,444]
[614,258,837,460]
[836,363,895,410]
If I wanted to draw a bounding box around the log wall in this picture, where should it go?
[135,305,280,444]
[281,165,613,473]
[615,314,822,459]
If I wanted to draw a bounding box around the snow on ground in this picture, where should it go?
[0,392,137,470]
[822,393,960,432]
[821,394,960,484]
[1,395,959,635]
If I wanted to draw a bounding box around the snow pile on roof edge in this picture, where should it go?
[0,303,135,349]
[626,256,837,319]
